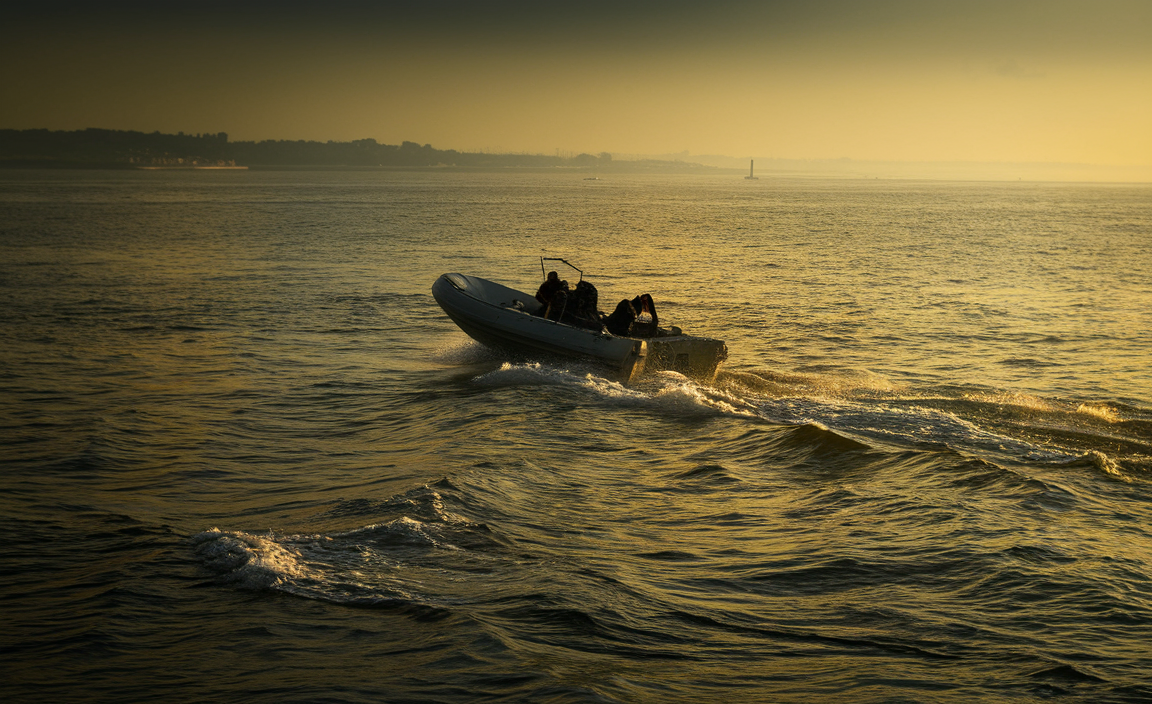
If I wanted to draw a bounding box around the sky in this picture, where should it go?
[3,0,1151,168]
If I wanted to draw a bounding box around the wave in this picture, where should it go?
[1060,450,1133,483]
[192,482,506,610]
[668,463,742,485]
[472,362,756,417]
[714,365,1151,479]
[997,357,1063,368]
[719,367,904,398]
[457,357,1150,483]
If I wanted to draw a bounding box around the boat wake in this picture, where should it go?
[465,359,1149,481]
[715,368,1151,481]
[473,362,756,417]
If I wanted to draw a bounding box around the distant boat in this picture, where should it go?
[744,160,758,180]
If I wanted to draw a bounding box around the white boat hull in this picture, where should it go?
[432,273,726,380]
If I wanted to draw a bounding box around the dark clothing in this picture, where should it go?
[604,298,636,336]
[632,294,657,329]
[604,294,659,337]
[537,269,655,336]
[536,272,569,319]
[536,277,566,308]
[568,281,599,323]
[544,289,567,320]
[558,281,600,331]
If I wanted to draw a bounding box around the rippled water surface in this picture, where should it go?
[2,170,1151,702]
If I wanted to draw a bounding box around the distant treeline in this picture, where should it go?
[0,128,713,171]
[0,129,234,168]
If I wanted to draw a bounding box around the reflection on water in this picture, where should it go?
[1,171,1150,701]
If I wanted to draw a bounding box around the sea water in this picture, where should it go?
[1,169,1150,702]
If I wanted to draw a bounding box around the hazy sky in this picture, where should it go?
[3,0,1150,165]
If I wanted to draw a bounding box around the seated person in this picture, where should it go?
[603,293,658,337]
[565,280,602,330]
[535,271,568,317]
[544,289,567,320]
[630,293,658,336]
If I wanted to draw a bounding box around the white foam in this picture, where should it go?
[471,362,753,416]
[1082,450,1130,482]
[754,394,1060,461]
[963,390,1055,412]
[650,377,757,416]
[193,528,314,589]
[1076,403,1121,423]
[578,373,650,400]
[380,516,458,549]
[193,524,438,602]
[473,361,578,386]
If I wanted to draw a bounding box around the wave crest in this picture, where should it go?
[192,528,315,589]
[474,362,755,416]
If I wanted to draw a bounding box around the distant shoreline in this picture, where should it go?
[136,165,248,171]
[2,124,1148,182]
[4,162,1152,184]
[0,160,726,175]
[1,128,716,174]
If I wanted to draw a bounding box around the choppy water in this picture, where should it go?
[2,169,1151,702]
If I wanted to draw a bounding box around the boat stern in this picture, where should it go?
[645,336,728,380]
